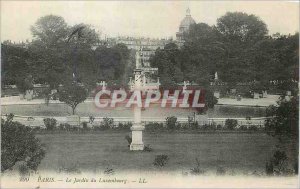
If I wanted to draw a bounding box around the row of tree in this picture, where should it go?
[1,15,134,92]
[150,12,299,94]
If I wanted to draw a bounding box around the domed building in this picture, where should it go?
[176,8,196,43]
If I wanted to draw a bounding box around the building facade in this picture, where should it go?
[101,8,196,50]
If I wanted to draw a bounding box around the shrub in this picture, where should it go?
[58,124,65,130]
[180,123,190,130]
[101,117,114,129]
[104,167,114,175]
[294,162,298,174]
[266,150,289,176]
[190,122,199,130]
[201,124,216,131]
[216,124,223,130]
[1,117,45,172]
[117,122,132,130]
[265,161,274,176]
[89,116,95,124]
[248,125,258,131]
[190,158,205,175]
[265,97,298,138]
[145,122,164,131]
[239,125,248,131]
[153,154,169,167]
[5,113,14,122]
[273,150,288,174]
[175,122,181,130]
[43,118,57,130]
[143,145,153,152]
[82,121,88,130]
[216,166,226,175]
[64,123,72,131]
[205,90,218,108]
[18,163,30,176]
[225,119,238,130]
[59,123,72,131]
[166,116,177,130]
[125,135,132,147]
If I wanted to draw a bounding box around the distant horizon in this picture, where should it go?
[1,1,299,42]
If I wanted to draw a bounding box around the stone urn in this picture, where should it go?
[253,92,259,99]
[19,93,24,100]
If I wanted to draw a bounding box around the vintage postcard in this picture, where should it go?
[1,1,299,188]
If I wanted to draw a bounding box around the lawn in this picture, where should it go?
[36,132,277,174]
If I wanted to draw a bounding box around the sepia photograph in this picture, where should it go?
[0,1,299,188]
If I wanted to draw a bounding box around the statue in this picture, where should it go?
[214,72,218,80]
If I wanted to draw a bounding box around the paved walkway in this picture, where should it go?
[217,95,280,107]
[1,95,280,107]
[1,96,94,105]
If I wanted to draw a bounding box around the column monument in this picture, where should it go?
[129,50,160,151]
[130,68,145,150]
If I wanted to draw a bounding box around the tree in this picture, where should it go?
[166,116,177,130]
[216,12,268,84]
[249,80,269,93]
[265,97,298,139]
[216,12,268,43]
[250,33,299,91]
[264,96,298,175]
[29,16,101,89]
[1,44,32,87]
[150,43,182,87]
[94,44,131,86]
[205,90,218,109]
[31,15,69,44]
[58,82,88,115]
[16,75,34,94]
[67,24,99,49]
[1,114,45,172]
[225,119,238,130]
[29,15,70,89]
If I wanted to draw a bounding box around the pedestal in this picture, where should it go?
[19,94,24,100]
[130,124,145,151]
[262,91,268,98]
[214,91,220,99]
[25,90,33,101]
[67,115,80,126]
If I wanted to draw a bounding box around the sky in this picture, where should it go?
[1,1,299,42]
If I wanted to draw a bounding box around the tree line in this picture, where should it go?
[1,15,134,92]
[1,12,299,96]
[150,12,299,95]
